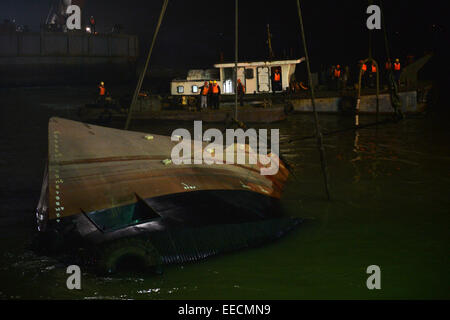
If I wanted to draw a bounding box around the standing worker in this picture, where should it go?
[98,81,106,107]
[89,16,96,34]
[208,80,213,109]
[210,80,221,110]
[359,60,367,88]
[385,59,392,87]
[393,58,401,87]
[385,58,392,71]
[237,79,245,106]
[272,68,282,92]
[333,64,342,90]
[368,62,377,88]
[199,81,209,110]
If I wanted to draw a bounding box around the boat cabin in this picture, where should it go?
[171,58,304,96]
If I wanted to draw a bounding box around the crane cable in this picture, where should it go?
[379,0,403,120]
[125,0,169,130]
[296,0,331,200]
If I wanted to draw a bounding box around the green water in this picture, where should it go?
[0,87,449,299]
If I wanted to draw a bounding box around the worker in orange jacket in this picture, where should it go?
[272,69,282,92]
[210,80,221,110]
[368,63,377,88]
[359,60,368,88]
[393,58,401,86]
[333,64,342,90]
[98,81,106,106]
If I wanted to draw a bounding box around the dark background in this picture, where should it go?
[1,0,448,69]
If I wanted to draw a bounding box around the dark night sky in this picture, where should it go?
[1,0,448,71]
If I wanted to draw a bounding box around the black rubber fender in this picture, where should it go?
[95,237,162,275]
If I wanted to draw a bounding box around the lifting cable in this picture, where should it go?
[125,0,169,130]
[296,0,331,200]
[380,0,403,120]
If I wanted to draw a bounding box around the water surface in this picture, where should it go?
[0,87,448,299]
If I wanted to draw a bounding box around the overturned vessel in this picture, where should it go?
[35,117,300,273]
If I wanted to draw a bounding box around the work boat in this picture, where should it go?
[35,117,301,274]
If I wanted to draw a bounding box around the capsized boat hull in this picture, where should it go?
[35,117,300,273]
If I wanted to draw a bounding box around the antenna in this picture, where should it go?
[266,24,274,60]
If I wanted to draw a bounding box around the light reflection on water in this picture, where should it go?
[1,105,449,299]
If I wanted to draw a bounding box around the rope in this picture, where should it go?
[296,0,331,200]
[379,0,403,120]
[124,0,169,130]
[234,0,239,121]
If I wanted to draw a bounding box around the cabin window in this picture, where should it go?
[192,85,198,93]
[85,198,160,232]
[177,86,184,93]
[245,68,254,79]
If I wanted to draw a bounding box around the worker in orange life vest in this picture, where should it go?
[273,69,282,92]
[333,64,341,90]
[210,80,221,110]
[358,60,368,88]
[361,61,367,73]
[98,81,106,106]
[385,59,392,71]
[393,58,401,86]
[199,81,209,110]
[368,62,377,88]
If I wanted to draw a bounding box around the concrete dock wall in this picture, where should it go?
[0,32,139,86]
[292,91,418,113]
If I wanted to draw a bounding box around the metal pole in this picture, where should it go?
[125,0,168,130]
[296,0,331,200]
[234,0,238,121]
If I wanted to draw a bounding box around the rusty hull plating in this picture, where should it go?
[35,117,300,271]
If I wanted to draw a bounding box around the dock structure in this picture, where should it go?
[0,31,139,86]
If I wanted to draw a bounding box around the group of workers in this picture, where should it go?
[327,58,402,90]
[199,79,247,110]
[199,80,222,110]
